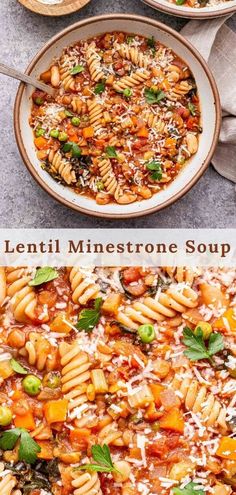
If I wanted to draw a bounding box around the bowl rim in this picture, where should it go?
[14,13,221,220]
[142,0,236,19]
[18,0,91,17]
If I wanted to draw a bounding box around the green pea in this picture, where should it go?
[35,97,43,106]
[138,324,155,343]
[43,371,61,389]
[123,88,132,98]
[0,406,13,426]
[71,144,81,158]
[22,375,42,396]
[50,129,59,139]
[58,132,68,142]
[71,117,81,127]
[35,128,45,138]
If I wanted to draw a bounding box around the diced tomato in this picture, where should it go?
[176,107,190,119]
[122,267,141,284]
[186,116,199,130]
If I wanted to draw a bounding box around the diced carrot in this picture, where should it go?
[164,137,176,148]
[14,411,36,431]
[131,116,138,126]
[82,127,94,139]
[144,401,160,421]
[37,440,54,460]
[95,139,106,148]
[216,437,236,460]
[34,137,48,150]
[69,428,90,450]
[136,127,149,138]
[159,407,184,433]
[11,390,24,401]
[129,447,142,460]
[44,400,68,424]
[213,308,236,332]
[149,383,164,407]
[67,132,79,143]
[50,313,72,334]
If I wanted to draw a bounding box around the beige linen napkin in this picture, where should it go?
[181,17,236,183]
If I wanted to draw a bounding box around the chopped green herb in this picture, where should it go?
[146,160,162,181]
[126,36,135,44]
[173,482,204,495]
[144,87,166,105]
[70,65,85,75]
[63,141,81,158]
[0,428,41,464]
[94,81,106,94]
[182,326,224,363]
[105,146,118,158]
[76,298,103,332]
[64,110,74,117]
[78,444,118,473]
[147,36,156,48]
[29,267,58,287]
[10,358,27,375]
[188,102,196,116]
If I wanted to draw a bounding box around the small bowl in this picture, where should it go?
[14,14,221,219]
[18,0,91,16]
[142,0,236,19]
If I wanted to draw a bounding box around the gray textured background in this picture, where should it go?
[1,0,235,228]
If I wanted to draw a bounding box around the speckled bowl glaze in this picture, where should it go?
[142,0,236,19]
[14,14,221,219]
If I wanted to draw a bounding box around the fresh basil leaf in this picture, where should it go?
[70,65,85,75]
[10,358,27,375]
[29,267,58,287]
[105,146,118,158]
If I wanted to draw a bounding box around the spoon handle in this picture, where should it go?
[0,63,56,96]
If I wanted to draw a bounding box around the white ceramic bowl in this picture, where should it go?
[14,14,221,219]
[142,0,236,19]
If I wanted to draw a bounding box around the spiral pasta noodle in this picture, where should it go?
[69,267,101,305]
[59,56,75,91]
[20,332,57,371]
[167,81,193,101]
[60,342,91,419]
[71,97,88,115]
[163,267,200,285]
[113,69,151,92]
[87,99,105,135]
[86,42,104,82]
[6,267,37,323]
[97,158,122,201]
[116,44,151,69]
[143,112,166,132]
[71,471,102,495]
[48,150,76,185]
[0,267,6,306]
[117,286,198,330]
[171,375,228,429]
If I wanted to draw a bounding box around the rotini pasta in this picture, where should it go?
[0,265,234,495]
[48,150,76,185]
[31,32,201,205]
[6,267,37,323]
[0,266,6,306]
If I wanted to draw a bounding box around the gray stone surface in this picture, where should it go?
[0,0,235,228]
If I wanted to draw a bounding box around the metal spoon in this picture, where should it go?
[0,62,56,97]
